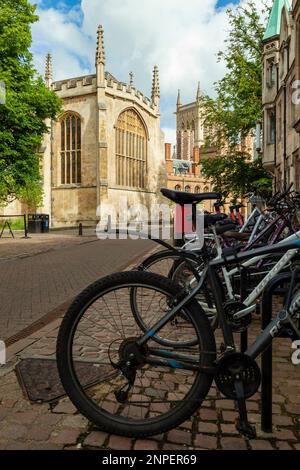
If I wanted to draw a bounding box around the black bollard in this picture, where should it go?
[79,223,83,236]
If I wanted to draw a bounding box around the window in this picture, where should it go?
[60,113,81,185]
[185,185,191,193]
[266,60,276,87]
[175,185,181,191]
[267,110,276,144]
[116,109,147,188]
[194,186,201,193]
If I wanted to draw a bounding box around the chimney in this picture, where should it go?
[193,147,201,175]
[193,147,200,164]
[165,143,172,161]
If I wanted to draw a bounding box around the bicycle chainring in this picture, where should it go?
[215,352,261,400]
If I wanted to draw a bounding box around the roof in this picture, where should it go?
[263,0,291,42]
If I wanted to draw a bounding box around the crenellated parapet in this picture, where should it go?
[52,73,156,114]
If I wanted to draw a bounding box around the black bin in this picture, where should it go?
[41,214,50,233]
[28,214,50,234]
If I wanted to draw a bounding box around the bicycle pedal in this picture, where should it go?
[236,418,257,440]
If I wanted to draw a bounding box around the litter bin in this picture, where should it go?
[28,214,42,234]
[41,214,50,233]
[28,214,50,234]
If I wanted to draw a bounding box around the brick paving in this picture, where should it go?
[0,235,299,450]
[0,311,299,450]
[0,233,153,340]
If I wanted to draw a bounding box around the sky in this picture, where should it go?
[30,0,263,145]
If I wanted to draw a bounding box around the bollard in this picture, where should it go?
[79,223,83,236]
[23,214,29,239]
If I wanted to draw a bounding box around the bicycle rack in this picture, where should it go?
[260,271,300,433]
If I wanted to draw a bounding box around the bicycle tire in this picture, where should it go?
[56,271,216,438]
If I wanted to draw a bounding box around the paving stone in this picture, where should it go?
[250,440,274,450]
[220,423,238,435]
[7,410,39,425]
[198,422,218,434]
[199,408,218,421]
[274,429,297,441]
[61,415,89,429]
[194,434,218,450]
[285,404,300,415]
[52,400,77,415]
[220,437,247,450]
[83,431,108,448]
[221,411,237,423]
[51,429,82,445]
[273,415,294,426]
[108,435,132,450]
[26,425,52,441]
[276,441,293,450]
[134,440,159,450]
[0,423,28,440]
[167,429,192,446]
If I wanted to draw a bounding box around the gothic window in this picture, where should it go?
[116,109,147,189]
[175,185,181,191]
[60,113,81,185]
[185,185,191,193]
[194,186,201,193]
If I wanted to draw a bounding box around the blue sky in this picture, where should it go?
[30,0,261,143]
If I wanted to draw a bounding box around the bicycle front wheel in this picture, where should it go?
[57,271,216,438]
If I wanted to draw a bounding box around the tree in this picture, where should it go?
[0,0,61,206]
[202,153,272,200]
[200,0,272,198]
[203,1,270,144]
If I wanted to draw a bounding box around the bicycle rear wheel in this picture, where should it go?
[133,250,218,338]
[57,271,216,438]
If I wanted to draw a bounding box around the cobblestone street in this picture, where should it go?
[0,318,299,450]
[0,233,153,340]
[0,234,299,451]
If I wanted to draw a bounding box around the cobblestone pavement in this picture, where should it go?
[0,311,299,450]
[0,233,153,340]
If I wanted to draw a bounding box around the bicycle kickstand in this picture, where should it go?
[234,379,257,440]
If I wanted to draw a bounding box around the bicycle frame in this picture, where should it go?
[136,239,300,371]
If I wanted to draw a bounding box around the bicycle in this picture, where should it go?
[56,237,300,439]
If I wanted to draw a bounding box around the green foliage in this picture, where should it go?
[201,153,272,200]
[0,0,62,206]
[199,0,272,198]
[203,1,271,145]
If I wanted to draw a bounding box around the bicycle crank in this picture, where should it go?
[215,352,261,400]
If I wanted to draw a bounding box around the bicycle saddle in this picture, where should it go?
[161,188,222,205]
[204,213,228,228]
[215,223,238,235]
[222,230,250,240]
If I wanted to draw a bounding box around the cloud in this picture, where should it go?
[30,0,268,131]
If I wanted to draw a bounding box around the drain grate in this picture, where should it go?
[15,358,110,403]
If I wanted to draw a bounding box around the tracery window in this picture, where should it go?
[60,113,81,185]
[115,109,147,189]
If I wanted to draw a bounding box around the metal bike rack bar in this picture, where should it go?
[260,271,296,433]
[240,267,248,353]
